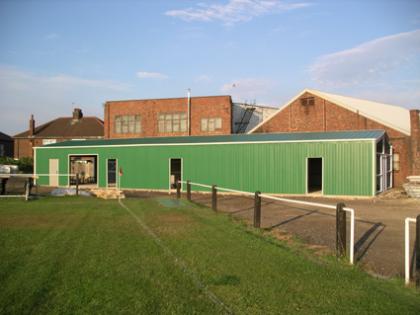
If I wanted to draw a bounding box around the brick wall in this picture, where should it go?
[410,110,420,175]
[253,92,413,187]
[104,96,232,138]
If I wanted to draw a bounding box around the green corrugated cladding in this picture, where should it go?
[35,140,374,196]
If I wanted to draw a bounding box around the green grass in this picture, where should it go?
[0,196,419,314]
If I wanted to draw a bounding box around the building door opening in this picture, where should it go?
[107,159,117,187]
[69,155,98,186]
[169,158,182,190]
[307,158,323,194]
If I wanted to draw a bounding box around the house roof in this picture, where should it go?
[0,131,13,142]
[14,117,104,138]
[39,130,385,149]
[248,89,412,136]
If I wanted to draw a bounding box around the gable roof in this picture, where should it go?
[14,117,104,138]
[0,131,13,142]
[248,89,411,136]
[39,130,385,149]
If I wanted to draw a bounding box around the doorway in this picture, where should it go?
[169,158,182,190]
[69,155,98,186]
[307,158,323,194]
[107,159,117,187]
[49,159,59,186]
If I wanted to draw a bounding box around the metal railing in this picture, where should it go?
[179,180,355,264]
[404,217,419,286]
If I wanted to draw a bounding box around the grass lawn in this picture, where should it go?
[0,196,419,314]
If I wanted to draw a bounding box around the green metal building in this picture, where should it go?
[34,130,391,197]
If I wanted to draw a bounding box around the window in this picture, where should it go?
[0,144,4,157]
[42,139,57,145]
[115,115,141,134]
[300,97,315,106]
[158,112,187,133]
[201,118,222,132]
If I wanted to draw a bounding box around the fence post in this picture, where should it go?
[254,191,261,228]
[336,202,347,258]
[176,179,181,199]
[186,180,191,201]
[212,185,217,211]
[416,215,420,288]
[25,178,30,201]
[76,173,79,196]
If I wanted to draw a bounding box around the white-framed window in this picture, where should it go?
[115,115,141,134]
[42,139,57,145]
[158,112,187,133]
[201,118,222,132]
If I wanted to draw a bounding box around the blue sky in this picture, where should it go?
[1,0,419,134]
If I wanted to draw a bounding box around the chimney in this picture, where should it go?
[72,108,83,121]
[409,109,420,175]
[29,114,35,137]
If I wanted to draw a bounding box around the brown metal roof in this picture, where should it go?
[14,117,104,138]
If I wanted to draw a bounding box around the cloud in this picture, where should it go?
[221,78,278,104]
[165,0,311,25]
[309,29,420,86]
[0,66,131,135]
[196,74,211,82]
[136,71,168,79]
[44,33,59,40]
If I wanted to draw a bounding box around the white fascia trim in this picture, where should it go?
[36,137,379,150]
[306,89,411,136]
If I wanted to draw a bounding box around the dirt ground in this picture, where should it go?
[173,190,420,279]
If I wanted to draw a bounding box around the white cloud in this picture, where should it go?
[0,66,130,135]
[165,0,311,25]
[221,78,278,105]
[44,33,59,40]
[136,71,168,79]
[196,74,211,82]
[309,29,420,86]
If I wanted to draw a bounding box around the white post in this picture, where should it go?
[187,88,191,136]
[346,208,355,265]
[405,218,412,285]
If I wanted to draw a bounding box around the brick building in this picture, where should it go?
[13,108,104,159]
[104,95,277,139]
[249,89,420,188]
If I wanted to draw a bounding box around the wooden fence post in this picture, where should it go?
[254,191,261,228]
[176,179,181,199]
[76,173,79,196]
[416,214,420,288]
[186,180,191,201]
[212,185,217,211]
[336,203,347,258]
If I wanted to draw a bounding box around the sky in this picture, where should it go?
[0,0,419,135]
